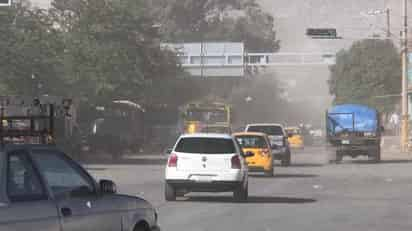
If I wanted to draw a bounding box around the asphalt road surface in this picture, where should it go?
[86,146,412,231]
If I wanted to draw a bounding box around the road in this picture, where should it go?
[86,145,412,231]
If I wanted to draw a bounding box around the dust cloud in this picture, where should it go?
[256,0,406,128]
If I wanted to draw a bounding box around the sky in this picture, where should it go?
[257,0,408,124]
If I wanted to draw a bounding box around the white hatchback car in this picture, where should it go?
[165,133,251,202]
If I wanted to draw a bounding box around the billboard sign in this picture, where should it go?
[161,42,244,78]
[0,0,11,6]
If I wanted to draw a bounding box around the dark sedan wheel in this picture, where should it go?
[281,151,291,166]
[370,146,381,163]
[134,222,150,231]
[165,182,176,201]
[335,151,342,164]
[233,181,248,202]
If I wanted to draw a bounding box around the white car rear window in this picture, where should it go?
[175,138,236,154]
[247,126,284,136]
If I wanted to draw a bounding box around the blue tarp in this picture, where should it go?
[327,104,378,133]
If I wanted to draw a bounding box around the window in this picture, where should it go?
[31,151,95,197]
[235,136,267,148]
[286,129,300,135]
[186,109,228,123]
[7,152,47,202]
[175,138,236,154]
[247,126,284,136]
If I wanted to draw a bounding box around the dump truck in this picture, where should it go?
[326,104,383,163]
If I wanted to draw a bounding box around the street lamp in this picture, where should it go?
[245,96,253,103]
[192,23,205,79]
[244,96,253,124]
[360,8,391,38]
[31,74,43,97]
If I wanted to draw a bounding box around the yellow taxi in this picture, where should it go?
[233,132,274,176]
[285,127,304,149]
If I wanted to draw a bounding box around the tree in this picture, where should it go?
[50,0,184,103]
[151,0,280,52]
[0,0,66,96]
[0,0,208,109]
[328,39,401,112]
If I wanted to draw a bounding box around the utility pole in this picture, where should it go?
[198,22,205,79]
[401,0,409,152]
[386,8,391,38]
[201,39,204,79]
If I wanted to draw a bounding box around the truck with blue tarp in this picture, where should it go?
[326,104,382,163]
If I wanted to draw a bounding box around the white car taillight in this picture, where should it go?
[231,155,241,169]
[168,153,178,167]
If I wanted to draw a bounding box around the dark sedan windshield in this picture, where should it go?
[235,136,267,148]
[247,126,284,136]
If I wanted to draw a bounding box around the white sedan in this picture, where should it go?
[164,133,251,202]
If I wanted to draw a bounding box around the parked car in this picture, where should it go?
[164,133,251,202]
[233,132,274,176]
[245,124,291,166]
[0,145,160,231]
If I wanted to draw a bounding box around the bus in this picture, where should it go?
[179,101,232,134]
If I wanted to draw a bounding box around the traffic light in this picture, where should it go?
[306,28,339,39]
[0,0,11,6]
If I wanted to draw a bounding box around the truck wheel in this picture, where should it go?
[111,152,121,161]
[335,151,342,164]
[281,151,291,167]
[165,182,176,201]
[374,146,381,163]
[233,181,248,202]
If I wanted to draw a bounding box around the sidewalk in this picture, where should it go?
[382,135,412,161]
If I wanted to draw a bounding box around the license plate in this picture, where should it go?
[82,146,90,151]
[192,175,213,182]
[342,140,350,145]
